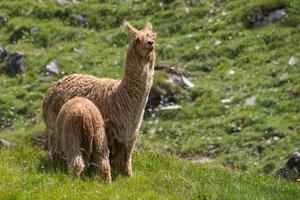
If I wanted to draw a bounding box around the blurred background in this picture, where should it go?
[0,0,300,187]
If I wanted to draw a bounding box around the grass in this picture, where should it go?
[0,142,299,200]
[0,0,300,198]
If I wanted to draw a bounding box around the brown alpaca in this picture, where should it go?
[55,97,111,182]
[43,21,157,176]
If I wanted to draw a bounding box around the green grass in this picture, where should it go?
[0,142,299,200]
[1,0,300,198]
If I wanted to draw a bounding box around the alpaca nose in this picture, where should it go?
[147,41,154,46]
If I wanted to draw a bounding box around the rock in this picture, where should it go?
[57,0,78,5]
[276,152,300,181]
[147,61,193,108]
[181,76,195,88]
[245,96,256,106]
[288,56,298,66]
[45,60,59,75]
[1,52,25,76]
[160,105,181,110]
[227,69,235,76]
[279,73,289,82]
[287,152,300,172]
[246,7,287,27]
[0,47,8,63]
[221,97,233,104]
[228,122,242,134]
[0,138,12,148]
[191,157,212,164]
[75,14,85,26]
[268,8,287,22]
[0,16,7,29]
[221,11,227,17]
[56,0,69,5]
[214,40,222,46]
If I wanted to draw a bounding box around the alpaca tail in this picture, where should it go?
[69,152,85,177]
[63,116,88,177]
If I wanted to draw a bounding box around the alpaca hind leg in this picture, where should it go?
[92,134,112,183]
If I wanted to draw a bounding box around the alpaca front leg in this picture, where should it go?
[111,136,137,176]
[123,137,137,176]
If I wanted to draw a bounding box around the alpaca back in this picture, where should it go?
[44,74,118,147]
[55,96,105,161]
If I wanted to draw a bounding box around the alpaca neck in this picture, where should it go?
[118,43,155,107]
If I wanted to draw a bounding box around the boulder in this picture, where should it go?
[0,16,7,29]
[1,51,25,76]
[245,7,287,28]
[288,56,298,66]
[276,152,300,181]
[45,60,59,75]
[0,138,12,148]
[147,61,194,108]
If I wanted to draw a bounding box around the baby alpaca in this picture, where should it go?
[43,21,157,176]
[55,97,111,182]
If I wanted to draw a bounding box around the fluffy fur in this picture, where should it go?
[55,97,111,182]
[43,21,157,176]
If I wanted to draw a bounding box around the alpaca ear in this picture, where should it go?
[123,21,139,38]
[144,22,153,31]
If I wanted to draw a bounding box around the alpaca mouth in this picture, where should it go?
[146,46,154,51]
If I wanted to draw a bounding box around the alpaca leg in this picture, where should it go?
[111,136,137,176]
[123,136,137,176]
[45,127,61,159]
[92,135,112,183]
[67,151,85,177]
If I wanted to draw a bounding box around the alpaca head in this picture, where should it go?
[123,21,157,58]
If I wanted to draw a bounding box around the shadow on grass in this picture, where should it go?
[37,155,121,180]
[38,156,68,174]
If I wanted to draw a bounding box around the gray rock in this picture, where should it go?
[191,157,212,164]
[147,62,192,108]
[221,97,233,104]
[160,105,181,110]
[276,152,300,181]
[2,52,25,76]
[56,0,69,5]
[0,16,7,29]
[245,96,256,106]
[268,8,287,22]
[181,76,194,88]
[288,56,298,66]
[45,60,59,75]
[75,14,85,26]
[252,8,287,27]
[0,138,11,148]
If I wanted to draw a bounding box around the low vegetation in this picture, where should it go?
[0,0,300,198]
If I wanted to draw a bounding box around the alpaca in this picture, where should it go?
[43,21,157,176]
[54,97,111,182]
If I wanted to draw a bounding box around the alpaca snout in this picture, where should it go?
[146,41,154,50]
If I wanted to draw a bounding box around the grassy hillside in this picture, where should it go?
[0,142,299,199]
[0,0,300,199]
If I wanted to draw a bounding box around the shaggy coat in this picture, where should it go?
[54,97,111,182]
[43,22,157,176]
